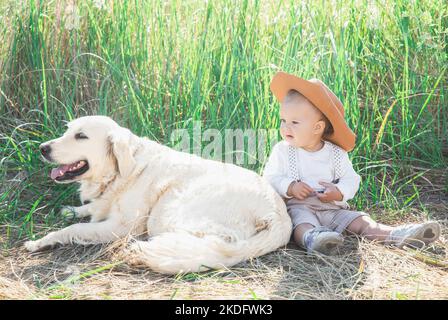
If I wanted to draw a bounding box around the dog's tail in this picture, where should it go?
[126,212,292,275]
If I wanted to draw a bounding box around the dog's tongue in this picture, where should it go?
[50,164,72,180]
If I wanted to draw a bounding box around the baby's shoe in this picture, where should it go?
[387,221,440,248]
[303,226,344,255]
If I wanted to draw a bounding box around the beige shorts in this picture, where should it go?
[286,195,369,234]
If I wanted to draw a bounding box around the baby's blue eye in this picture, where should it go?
[292,121,300,125]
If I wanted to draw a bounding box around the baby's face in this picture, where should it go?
[279,97,323,148]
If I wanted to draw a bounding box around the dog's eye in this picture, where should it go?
[75,132,89,140]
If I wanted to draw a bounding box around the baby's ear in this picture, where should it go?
[314,120,326,134]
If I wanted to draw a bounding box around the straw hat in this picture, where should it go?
[270,71,356,152]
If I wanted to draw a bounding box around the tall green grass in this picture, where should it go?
[0,0,446,243]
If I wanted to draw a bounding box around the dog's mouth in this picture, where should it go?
[50,160,89,181]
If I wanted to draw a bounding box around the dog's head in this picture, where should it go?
[40,116,138,183]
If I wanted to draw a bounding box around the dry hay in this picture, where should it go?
[1,218,447,300]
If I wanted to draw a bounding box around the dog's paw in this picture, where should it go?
[24,240,42,252]
[60,206,76,219]
[25,240,53,253]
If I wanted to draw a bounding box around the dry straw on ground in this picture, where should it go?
[1,215,447,300]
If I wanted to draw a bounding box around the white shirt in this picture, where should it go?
[262,140,361,206]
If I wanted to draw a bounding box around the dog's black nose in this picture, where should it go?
[40,144,51,156]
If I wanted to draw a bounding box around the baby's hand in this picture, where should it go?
[316,181,343,203]
[287,181,315,200]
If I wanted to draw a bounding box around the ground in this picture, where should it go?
[1,203,446,300]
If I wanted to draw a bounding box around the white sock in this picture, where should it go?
[301,228,313,249]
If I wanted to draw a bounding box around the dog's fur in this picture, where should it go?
[25,116,292,274]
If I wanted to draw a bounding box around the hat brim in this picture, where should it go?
[270,72,356,152]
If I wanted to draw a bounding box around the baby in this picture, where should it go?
[263,71,441,255]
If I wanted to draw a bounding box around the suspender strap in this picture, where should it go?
[328,141,343,183]
[287,142,343,183]
[287,145,301,181]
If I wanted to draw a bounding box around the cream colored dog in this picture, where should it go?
[25,116,292,274]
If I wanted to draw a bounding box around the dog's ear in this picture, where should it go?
[107,127,138,178]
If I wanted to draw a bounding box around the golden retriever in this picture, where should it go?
[25,116,292,274]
